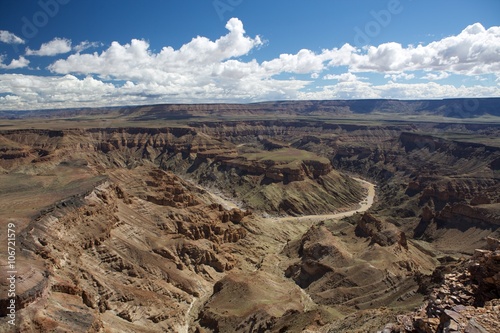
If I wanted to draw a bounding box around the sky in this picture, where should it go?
[0,0,499,110]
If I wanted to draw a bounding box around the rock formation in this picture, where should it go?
[0,109,499,332]
[379,237,500,333]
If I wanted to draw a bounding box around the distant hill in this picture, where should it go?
[1,97,499,119]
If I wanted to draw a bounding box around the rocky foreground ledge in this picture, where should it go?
[379,237,500,333]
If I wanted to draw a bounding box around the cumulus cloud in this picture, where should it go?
[261,23,498,78]
[0,30,25,44]
[324,72,360,82]
[51,21,499,81]
[1,20,499,110]
[384,72,415,81]
[0,72,308,110]
[346,23,500,76]
[26,38,72,56]
[0,56,30,69]
[0,74,117,110]
[422,71,450,81]
[50,18,262,77]
[262,49,325,74]
[300,80,500,101]
[45,18,273,103]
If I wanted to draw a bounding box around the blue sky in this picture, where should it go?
[0,0,499,110]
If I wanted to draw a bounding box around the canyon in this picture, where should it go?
[0,99,499,332]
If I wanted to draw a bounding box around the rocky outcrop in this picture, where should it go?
[356,213,408,249]
[384,238,500,333]
[220,207,251,224]
[168,148,363,216]
[197,149,237,160]
[154,240,236,273]
[437,204,500,229]
[283,219,433,313]
[0,262,49,316]
[284,225,347,288]
[144,173,201,208]
[176,219,247,244]
[259,136,290,150]
[215,157,332,183]
[469,237,500,304]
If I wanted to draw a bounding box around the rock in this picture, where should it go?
[356,213,408,249]
[444,309,463,323]
[0,262,48,316]
[414,317,440,333]
[470,195,491,206]
[384,239,500,333]
[421,205,435,223]
[465,318,489,333]
[447,320,459,331]
[226,208,250,223]
[379,323,400,333]
[486,237,500,251]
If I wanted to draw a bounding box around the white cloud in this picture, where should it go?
[474,75,488,82]
[300,80,500,101]
[0,74,116,109]
[50,18,263,81]
[48,20,500,83]
[1,20,499,110]
[74,41,102,53]
[0,56,30,69]
[1,72,499,111]
[324,43,357,67]
[0,30,25,44]
[384,72,415,81]
[346,23,500,76]
[324,72,360,82]
[422,72,450,81]
[262,49,325,74]
[377,81,500,99]
[0,73,308,110]
[26,38,72,56]
[306,80,378,100]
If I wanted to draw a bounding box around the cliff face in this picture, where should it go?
[327,128,500,250]
[0,127,204,172]
[197,153,332,183]
[0,127,349,205]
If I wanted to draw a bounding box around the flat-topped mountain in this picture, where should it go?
[1,97,500,120]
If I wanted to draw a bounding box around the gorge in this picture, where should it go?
[0,99,499,332]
